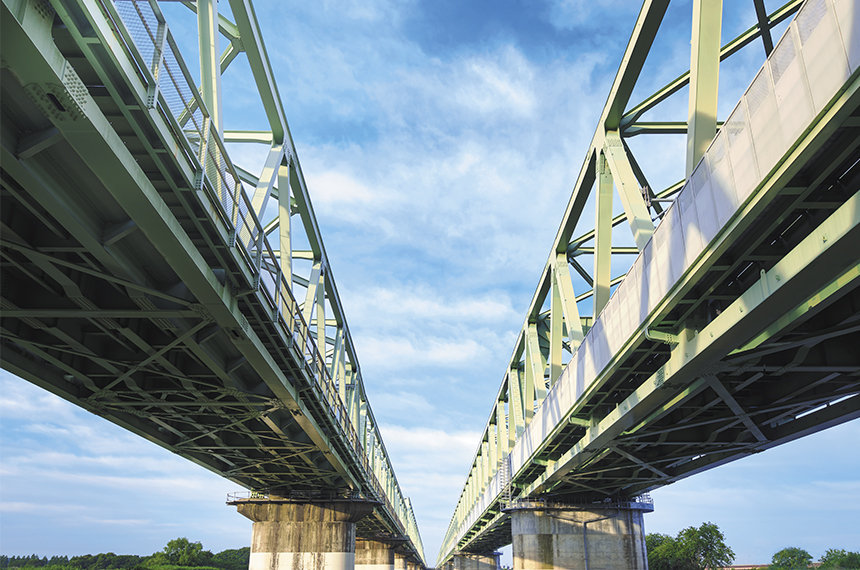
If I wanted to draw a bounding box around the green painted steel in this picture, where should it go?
[437,0,859,565]
[0,0,424,564]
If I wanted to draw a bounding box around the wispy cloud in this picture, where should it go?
[543,0,639,31]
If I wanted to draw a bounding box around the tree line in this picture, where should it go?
[1,539,248,570]
[646,522,859,570]
[769,546,860,569]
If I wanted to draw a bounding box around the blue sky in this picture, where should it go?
[1,0,858,565]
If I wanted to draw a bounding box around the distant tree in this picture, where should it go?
[678,522,735,570]
[770,547,813,569]
[69,555,94,569]
[210,548,249,570]
[647,533,690,570]
[160,538,212,567]
[646,522,734,570]
[820,549,860,569]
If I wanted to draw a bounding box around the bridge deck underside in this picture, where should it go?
[456,93,860,556]
[0,5,394,540]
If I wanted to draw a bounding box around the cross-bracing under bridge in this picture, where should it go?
[0,0,425,567]
[438,0,860,568]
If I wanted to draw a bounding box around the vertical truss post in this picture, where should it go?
[686,0,723,176]
[277,160,292,288]
[508,367,525,440]
[146,16,167,108]
[549,270,564,386]
[315,270,326,373]
[594,151,613,316]
[331,327,345,400]
[488,422,498,476]
[496,400,509,456]
[358,398,368,450]
[302,261,321,326]
[197,0,222,133]
[481,440,489,488]
[554,253,584,351]
[347,367,358,427]
[525,322,547,410]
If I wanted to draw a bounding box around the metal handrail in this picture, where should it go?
[107,0,417,548]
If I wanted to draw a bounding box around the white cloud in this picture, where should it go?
[0,502,89,514]
[372,392,435,416]
[544,0,639,30]
[311,170,383,205]
[347,286,519,326]
[451,48,537,117]
[358,335,489,370]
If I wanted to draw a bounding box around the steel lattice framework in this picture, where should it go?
[1,0,424,563]
[437,0,860,565]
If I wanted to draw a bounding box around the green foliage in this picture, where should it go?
[1,555,144,570]
[820,548,860,569]
[1,539,247,570]
[138,566,219,570]
[209,549,248,570]
[646,522,734,570]
[159,539,212,568]
[770,546,813,569]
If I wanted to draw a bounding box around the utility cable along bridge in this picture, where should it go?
[1,0,425,568]
[437,0,860,568]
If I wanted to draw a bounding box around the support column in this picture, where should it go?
[510,502,651,570]
[355,538,394,570]
[452,552,499,570]
[393,553,408,570]
[233,498,374,570]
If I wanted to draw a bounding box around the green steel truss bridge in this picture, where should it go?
[437,0,860,567]
[2,0,860,568]
[1,0,425,567]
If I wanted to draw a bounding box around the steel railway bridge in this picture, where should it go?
[2,0,425,568]
[436,0,860,568]
[2,0,859,570]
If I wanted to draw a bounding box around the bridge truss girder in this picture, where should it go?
[0,0,424,562]
[438,0,859,564]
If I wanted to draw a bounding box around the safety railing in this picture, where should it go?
[105,0,419,551]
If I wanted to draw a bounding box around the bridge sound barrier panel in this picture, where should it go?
[504,0,858,483]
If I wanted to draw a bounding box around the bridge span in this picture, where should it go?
[1,0,426,568]
[437,0,859,568]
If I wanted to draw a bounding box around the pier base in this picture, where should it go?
[452,552,499,570]
[233,498,374,570]
[510,502,651,570]
[355,538,395,570]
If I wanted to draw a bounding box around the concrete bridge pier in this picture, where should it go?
[355,538,396,570]
[393,552,408,570]
[233,498,375,570]
[452,552,499,570]
[510,503,650,570]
